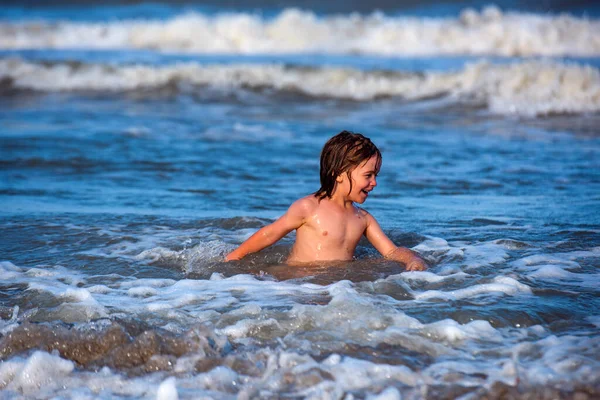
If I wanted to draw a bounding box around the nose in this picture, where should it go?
[371,176,377,187]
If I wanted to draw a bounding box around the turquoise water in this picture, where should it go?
[1,1,599,398]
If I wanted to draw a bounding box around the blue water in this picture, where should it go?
[0,1,599,399]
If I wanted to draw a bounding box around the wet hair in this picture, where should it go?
[314,130,382,200]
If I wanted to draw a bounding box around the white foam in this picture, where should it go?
[2,58,599,116]
[371,327,459,358]
[417,235,538,274]
[1,265,110,323]
[422,319,501,343]
[87,284,111,294]
[0,340,591,399]
[1,8,599,56]
[133,240,232,273]
[414,276,532,301]
[156,377,179,400]
[193,366,240,393]
[394,270,469,283]
[270,353,419,399]
[414,237,533,273]
[282,282,425,347]
[217,318,282,339]
[512,248,600,289]
[75,224,221,264]
[512,334,600,387]
[413,237,465,263]
[2,257,599,397]
[64,367,177,398]
[461,242,509,269]
[528,265,600,289]
[1,351,74,394]
[0,261,22,280]
[423,358,516,388]
[135,246,183,263]
[61,287,98,303]
[120,278,177,288]
[528,265,572,279]
[127,286,159,298]
[25,267,57,277]
[367,387,402,400]
[513,248,600,270]
[327,357,418,389]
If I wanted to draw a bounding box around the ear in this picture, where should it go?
[336,174,344,183]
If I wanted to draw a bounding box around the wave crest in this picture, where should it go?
[2,58,599,116]
[1,7,599,56]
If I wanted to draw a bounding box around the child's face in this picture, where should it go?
[338,155,380,204]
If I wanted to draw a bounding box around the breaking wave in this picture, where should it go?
[0,7,599,57]
[2,57,599,116]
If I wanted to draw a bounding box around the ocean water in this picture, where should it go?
[1,1,600,399]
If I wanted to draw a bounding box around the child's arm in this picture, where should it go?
[225,198,310,261]
[363,211,428,271]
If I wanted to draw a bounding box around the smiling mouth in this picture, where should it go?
[361,189,369,195]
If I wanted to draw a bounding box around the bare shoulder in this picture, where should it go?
[292,194,319,210]
[287,194,319,217]
[355,205,374,222]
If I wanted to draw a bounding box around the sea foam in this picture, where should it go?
[413,276,532,301]
[0,7,599,56]
[2,58,599,117]
[2,258,599,398]
[0,351,74,395]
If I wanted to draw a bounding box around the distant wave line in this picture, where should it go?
[1,57,599,117]
[0,6,599,57]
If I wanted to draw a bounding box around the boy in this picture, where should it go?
[225,130,427,271]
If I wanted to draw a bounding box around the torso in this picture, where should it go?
[286,195,369,264]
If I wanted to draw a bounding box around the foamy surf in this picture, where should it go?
[2,58,599,116]
[1,256,599,399]
[1,7,599,57]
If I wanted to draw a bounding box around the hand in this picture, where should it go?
[224,253,240,262]
[406,258,428,271]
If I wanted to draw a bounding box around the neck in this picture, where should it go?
[329,190,354,208]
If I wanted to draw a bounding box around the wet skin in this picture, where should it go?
[226,156,427,271]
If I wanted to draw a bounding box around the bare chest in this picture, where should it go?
[302,206,367,246]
